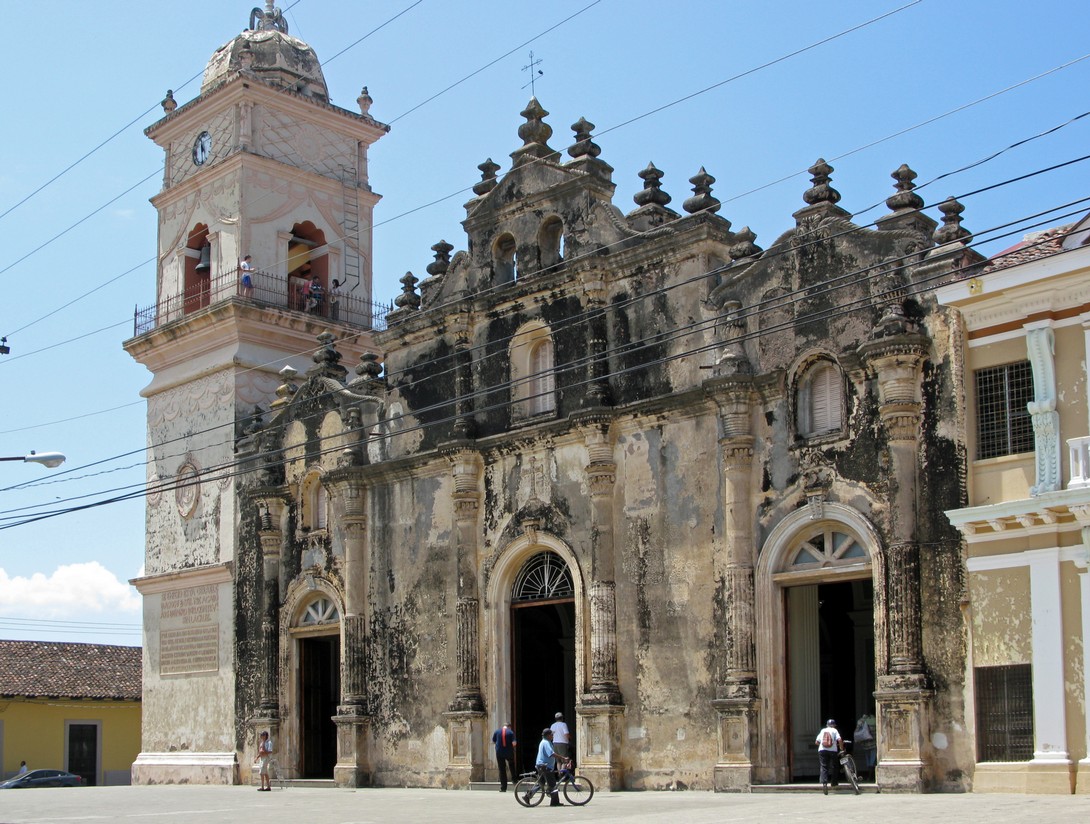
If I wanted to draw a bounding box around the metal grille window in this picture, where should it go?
[975,664,1033,761]
[975,361,1035,460]
[513,552,573,603]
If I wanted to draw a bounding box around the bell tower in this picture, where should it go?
[125,3,387,784]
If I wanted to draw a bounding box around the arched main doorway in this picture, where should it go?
[757,506,879,784]
[511,551,575,772]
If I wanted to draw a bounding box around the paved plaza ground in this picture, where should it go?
[0,785,1086,824]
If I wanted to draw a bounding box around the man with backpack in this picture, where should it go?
[815,719,842,794]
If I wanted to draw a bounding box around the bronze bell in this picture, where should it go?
[195,244,211,271]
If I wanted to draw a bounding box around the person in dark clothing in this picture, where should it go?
[492,722,518,792]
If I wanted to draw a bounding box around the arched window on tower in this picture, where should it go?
[494,233,517,284]
[797,358,844,438]
[300,469,328,532]
[183,224,211,315]
[511,321,556,423]
[538,217,564,271]
[287,221,328,314]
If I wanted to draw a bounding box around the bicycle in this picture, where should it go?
[514,760,594,806]
[838,740,861,795]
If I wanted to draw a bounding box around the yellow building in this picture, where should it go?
[0,641,141,785]
[937,214,1090,794]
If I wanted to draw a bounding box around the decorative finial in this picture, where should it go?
[161,90,177,114]
[355,351,384,381]
[886,164,924,212]
[357,87,373,115]
[933,197,971,245]
[310,331,345,377]
[683,167,721,215]
[802,158,841,206]
[512,99,559,167]
[271,365,298,408]
[633,162,672,208]
[250,2,288,33]
[394,272,420,311]
[473,158,501,196]
[521,51,544,96]
[728,227,762,262]
[568,117,601,160]
[426,241,454,277]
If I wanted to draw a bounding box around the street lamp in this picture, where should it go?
[0,451,67,469]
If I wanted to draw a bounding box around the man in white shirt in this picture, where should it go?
[815,719,842,794]
[550,712,571,759]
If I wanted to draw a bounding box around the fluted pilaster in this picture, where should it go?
[445,448,483,712]
[342,614,368,706]
[587,581,621,702]
[884,541,924,674]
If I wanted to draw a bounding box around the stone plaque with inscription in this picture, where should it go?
[160,584,220,676]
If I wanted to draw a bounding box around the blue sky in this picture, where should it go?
[2,0,1088,646]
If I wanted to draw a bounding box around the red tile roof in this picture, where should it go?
[986,223,1075,272]
[0,640,141,700]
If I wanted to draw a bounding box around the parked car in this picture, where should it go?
[0,769,83,788]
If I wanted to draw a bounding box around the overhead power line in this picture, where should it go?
[0,194,1082,531]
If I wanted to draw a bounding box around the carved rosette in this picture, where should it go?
[453,491,480,523]
[451,598,484,711]
[588,581,622,703]
[880,402,922,443]
[720,440,754,472]
[586,463,616,499]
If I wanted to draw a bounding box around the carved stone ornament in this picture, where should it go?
[175,462,201,518]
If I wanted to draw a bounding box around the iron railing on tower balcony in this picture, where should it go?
[132,268,390,337]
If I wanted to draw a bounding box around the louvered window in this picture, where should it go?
[799,360,842,437]
[528,339,556,416]
[975,361,1035,460]
[975,664,1033,761]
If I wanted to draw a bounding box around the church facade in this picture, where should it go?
[127,5,987,792]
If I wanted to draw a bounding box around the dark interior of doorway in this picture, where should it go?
[512,599,575,773]
[300,634,340,778]
[792,578,875,780]
[67,723,97,786]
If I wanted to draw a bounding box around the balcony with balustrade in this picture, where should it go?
[132,267,390,338]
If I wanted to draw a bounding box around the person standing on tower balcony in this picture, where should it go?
[239,255,255,298]
[329,278,342,321]
[305,274,323,315]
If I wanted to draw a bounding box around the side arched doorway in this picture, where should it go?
[291,594,341,779]
[757,505,880,784]
[511,551,576,772]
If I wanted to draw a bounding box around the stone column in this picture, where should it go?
[444,448,485,784]
[574,414,624,790]
[452,331,478,438]
[579,271,612,408]
[248,493,285,785]
[325,471,373,787]
[256,494,286,715]
[707,375,759,791]
[860,335,933,791]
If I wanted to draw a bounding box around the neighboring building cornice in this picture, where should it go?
[131,561,234,595]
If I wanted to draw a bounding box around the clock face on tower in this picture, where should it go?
[192,131,212,166]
